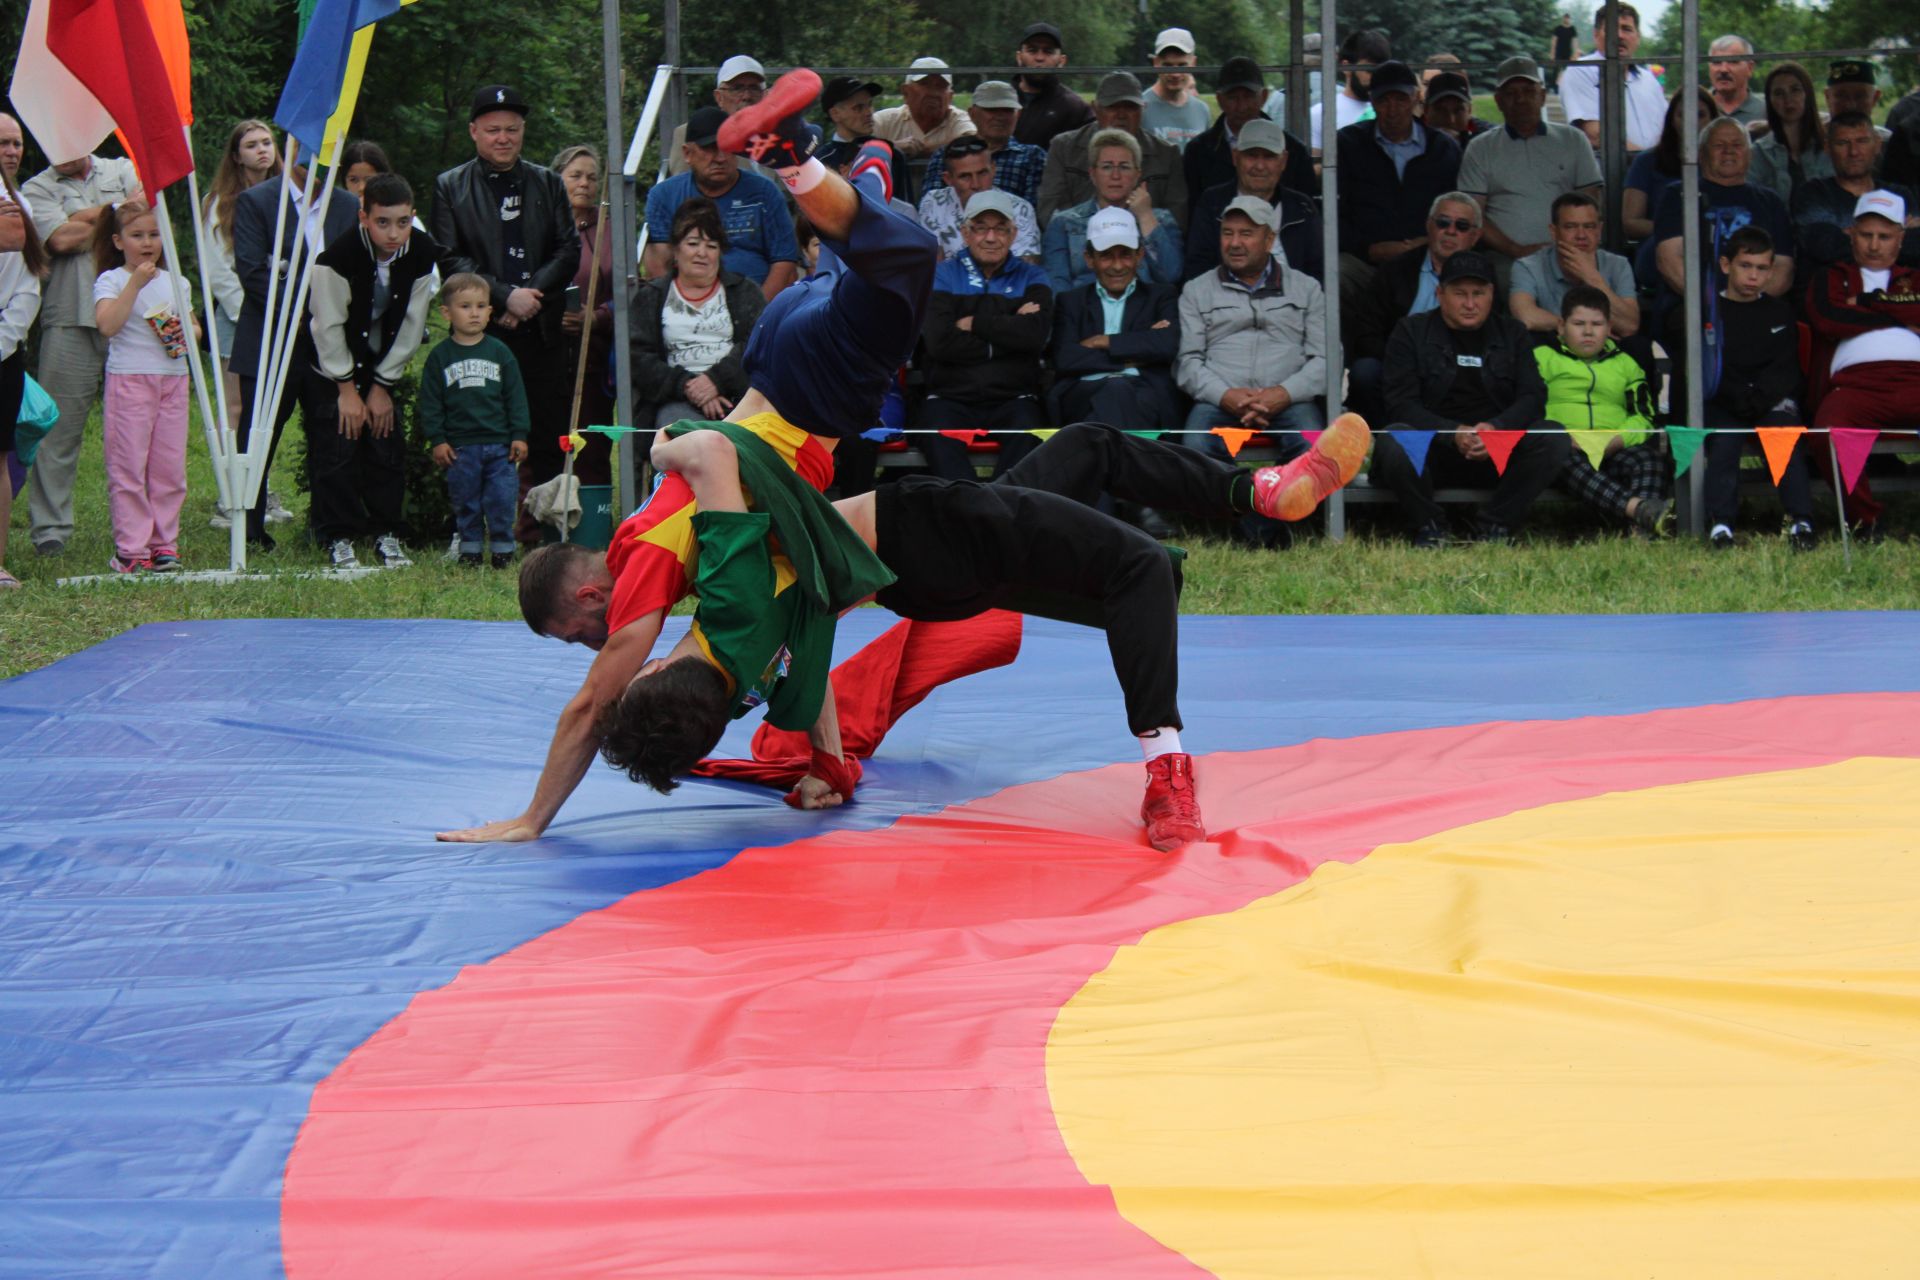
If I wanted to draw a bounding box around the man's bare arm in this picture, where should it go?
[436,609,665,841]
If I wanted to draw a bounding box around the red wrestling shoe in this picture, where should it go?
[717,68,821,169]
[1250,411,1372,521]
[1141,753,1205,852]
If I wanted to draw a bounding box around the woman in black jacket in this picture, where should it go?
[630,198,765,438]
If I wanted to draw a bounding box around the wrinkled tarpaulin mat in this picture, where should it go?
[4,614,1920,1278]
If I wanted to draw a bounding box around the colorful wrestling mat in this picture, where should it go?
[4,612,1920,1277]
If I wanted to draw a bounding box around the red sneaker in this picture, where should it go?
[717,68,822,168]
[1141,753,1205,851]
[1250,411,1372,521]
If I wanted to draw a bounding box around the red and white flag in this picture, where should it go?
[9,0,117,166]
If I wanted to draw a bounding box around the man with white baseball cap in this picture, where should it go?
[873,57,977,160]
[1048,206,1184,439]
[1807,188,1920,537]
[669,55,793,178]
[1143,27,1209,152]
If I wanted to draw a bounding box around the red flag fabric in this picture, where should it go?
[1477,428,1527,475]
[692,611,1025,791]
[1755,425,1806,487]
[1829,428,1879,496]
[140,0,193,125]
[44,0,193,191]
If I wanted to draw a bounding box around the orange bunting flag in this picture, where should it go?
[1755,425,1806,486]
[1829,428,1879,495]
[1210,426,1258,458]
[1477,428,1526,475]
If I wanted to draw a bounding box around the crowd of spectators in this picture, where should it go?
[4,14,1919,584]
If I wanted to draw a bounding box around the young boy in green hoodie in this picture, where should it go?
[1536,284,1670,536]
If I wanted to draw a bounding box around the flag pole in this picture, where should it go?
[255,131,344,513]
[237,137,300,569]
[182,126,235,511]
[151,186,231,522]
[252,156,321,506]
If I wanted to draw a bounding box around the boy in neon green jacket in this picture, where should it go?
[1536,285,1670,536]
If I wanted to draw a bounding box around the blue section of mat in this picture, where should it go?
[3,612,1918,1278]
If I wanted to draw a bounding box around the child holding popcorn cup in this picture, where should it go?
[91,200,198,573]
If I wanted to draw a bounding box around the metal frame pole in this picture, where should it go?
[1599,2,1628,255]
[1286,4,1308,140]
[1320,0,1346,540]
[659,0,684,178]
[619,66,677,514]
[602,0,639,514]
[1681,0,1706,535]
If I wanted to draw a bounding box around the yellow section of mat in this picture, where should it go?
[1048,759,1920,1278]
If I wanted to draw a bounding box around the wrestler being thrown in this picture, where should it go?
[595,415,1371,852]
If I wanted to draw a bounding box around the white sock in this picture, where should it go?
[1140,728,1183,761]
[779,157,827,194]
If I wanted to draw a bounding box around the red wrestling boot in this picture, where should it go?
[717,68,822,169]
[1250,411,1372,521]
[1141,753,1205,851]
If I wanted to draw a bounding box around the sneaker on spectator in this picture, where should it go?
[490,551,514,570]
[32,539,65,557]
[1709,524,1735,550]
[1787,520,1817,552]
[374,533,412,568]
[457,551,484,567]
[265,490,295,524]
[328,538,360,570]
[149,549,181,573]
[1141,753,1206,852]
[1413,522,1448,549]
[208,507,232,530]
[109,554,150,575]
[1849,518,1884,545]
[1631,496,1673,539]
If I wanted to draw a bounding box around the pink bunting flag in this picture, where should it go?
[1300,429,1323,446]
[1477,428,1526,476]
[1210,426,1257,458]
[1829,428,1880,495]
[1754,425,1806,487]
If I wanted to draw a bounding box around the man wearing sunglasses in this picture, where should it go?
[922,81,1045,210]
[1346,192,1495,425]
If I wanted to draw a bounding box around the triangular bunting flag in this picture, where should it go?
[1210,425,1257,458]
[1388,429,1435,476]
[1300,429,1324,446]
[1568,428,1612,470]
[1830,428,1880,495]
[1667,425,1708,478]
[1477,428,1526,475]
[937,428,989,445]
[1755,425,1806,487]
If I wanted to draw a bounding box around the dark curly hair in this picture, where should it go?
[594,656,733,793]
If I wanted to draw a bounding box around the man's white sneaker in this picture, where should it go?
[328,538,360,570]
[374,533,412,568]
[208,508,233,530]
[265,490,295,524]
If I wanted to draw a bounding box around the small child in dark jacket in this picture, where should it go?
[1702,227,1812,549]
[421,273,531,567]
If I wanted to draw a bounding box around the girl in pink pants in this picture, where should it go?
[91,200,194,573]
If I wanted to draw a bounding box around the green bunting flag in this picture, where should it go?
[1668,426,1709,478]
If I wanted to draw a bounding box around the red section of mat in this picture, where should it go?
[281,694,1920,1278]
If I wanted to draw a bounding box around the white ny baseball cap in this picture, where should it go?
[1154,27,1196,55]
[904,56,952,84]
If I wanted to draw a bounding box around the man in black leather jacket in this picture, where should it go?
[430,84,581,547]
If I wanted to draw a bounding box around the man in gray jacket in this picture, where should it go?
[1175,195,1326,544]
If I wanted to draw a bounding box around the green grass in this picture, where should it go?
[5,399,1916,682]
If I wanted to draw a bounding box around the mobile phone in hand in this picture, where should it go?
[564,284,582,314]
